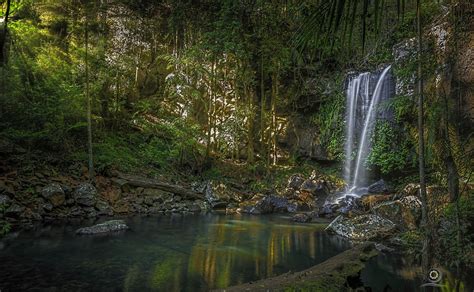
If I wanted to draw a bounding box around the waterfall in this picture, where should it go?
[343,66,393,194]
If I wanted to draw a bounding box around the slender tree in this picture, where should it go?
[0,0,11,65]
[85,8,94,181]
[416,0,431,275]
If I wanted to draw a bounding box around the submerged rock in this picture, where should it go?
[76,220,129,235]
[325,214,396,241]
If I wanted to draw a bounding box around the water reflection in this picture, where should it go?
[361,252,474,291]
[186,215,332,289]
[0,214,350,291]
[142,214,350,291]
[2,215,470,291]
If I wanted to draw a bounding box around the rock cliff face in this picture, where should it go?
[422,4,474,129]
[282,116,331,162]
[452,2,474,124]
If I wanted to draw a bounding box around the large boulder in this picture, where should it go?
[95,200,114,216]
[326,214,396,241]
[398,183,450,218]
[41,183,66,207]
[200,181,243,209]
[5,203,25,217]
[0,194,12,206]
[287,201,311,213]
[368,179,389,194]
[300,179,319,194]
[319,194,359,217]
[373,196,421,230]
[76,219,129,235]
[69,206,84,217]
[356,194,393,211]
[240,195,291,214]
[300,179,331,198]
[336,195,359,214]
[193,199,210,213]
[73,183,97,207]
[399,183,420,198]
[287,174,305,190]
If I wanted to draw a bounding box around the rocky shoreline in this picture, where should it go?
[0,170,339,229]
[1,166,452,248]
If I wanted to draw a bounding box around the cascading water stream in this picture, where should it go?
[343,73,369,186]
[343,65,393,196]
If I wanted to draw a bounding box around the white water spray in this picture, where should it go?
[343,66,393,194]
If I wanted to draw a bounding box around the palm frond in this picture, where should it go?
[292,0,408,55]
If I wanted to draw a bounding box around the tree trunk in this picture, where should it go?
[85,11,94,181]
[0,0,11,66]
[113,172,203,200]
[260,55,267,163]
[416,0,430,275]
[247,85,255,163]
[271,70,278,166]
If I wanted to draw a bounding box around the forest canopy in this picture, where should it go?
[0,0,428,172]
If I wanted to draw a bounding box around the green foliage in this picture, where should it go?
[311,90,345,160]
[438,193,474,269]
[0,204,11,237]
[0,219,11,236]
[141,119,206,171]
[0,0,461,191]
[1,17,85,150]
[367,121,411,174]
[400,230,423,256]
[76,117,206,174]
[89,134,141,172]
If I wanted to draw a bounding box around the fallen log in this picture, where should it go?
[113,172,203,200]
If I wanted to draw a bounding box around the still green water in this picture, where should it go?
[0,214,471,291]
[0,214,350,291]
